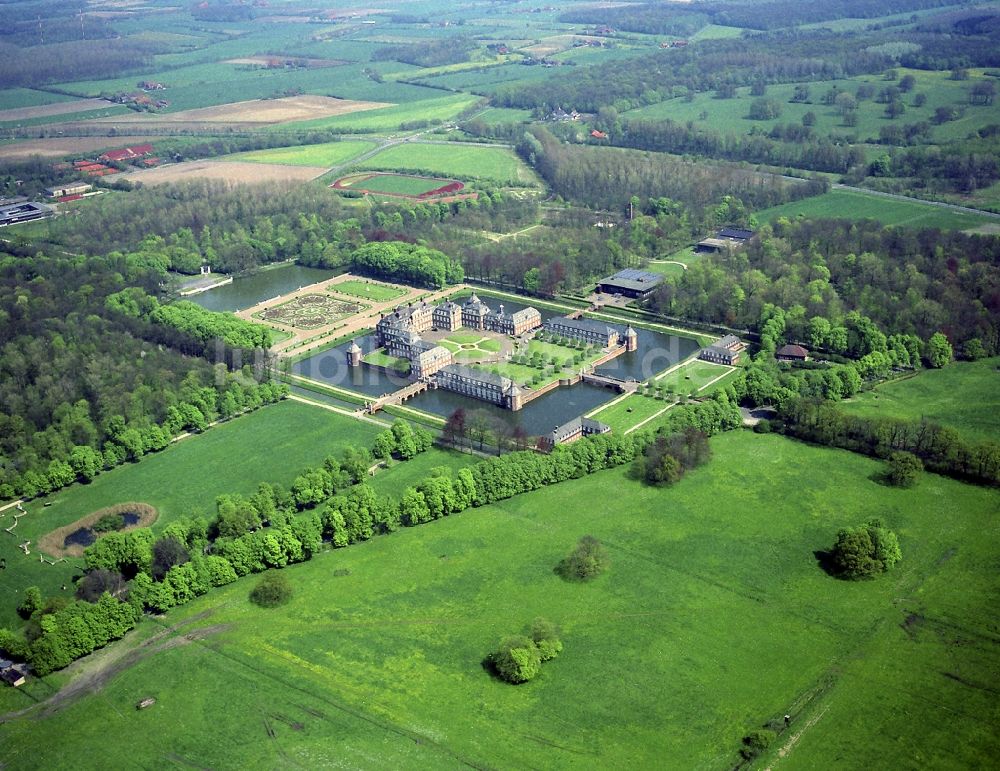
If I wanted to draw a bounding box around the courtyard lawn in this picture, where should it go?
[588,393,671,432]
[839,357,1000,444]
[2,433,997,768]
[0,401,381,628]
[221,140,375,168]
[329,280,405,302]
[755,188,996,230]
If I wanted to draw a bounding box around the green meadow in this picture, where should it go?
[330,280,406,302]
[224,140,375,167]
[0,401,380,627]
[2,433,997,768]
[840,357,1000,444]
[358,143,531,185]
[755,188,996,230]
[625,68,1000,145]
[0,88,77,111]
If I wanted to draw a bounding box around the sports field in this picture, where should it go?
[2,433,997,768]
[333,172,463,198]
[359,143,531,185]
[224,140,375,167]
[755,188,996,230]
[0,401,381,627]
[840,357,1000,444]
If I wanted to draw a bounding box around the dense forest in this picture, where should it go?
[650,218,1000,353]
[516,126,825,210]
[560,0,963,33]
[0,250,283,500]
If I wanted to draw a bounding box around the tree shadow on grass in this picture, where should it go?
[813,549,839,578]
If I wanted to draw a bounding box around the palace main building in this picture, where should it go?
[354,294,632,411]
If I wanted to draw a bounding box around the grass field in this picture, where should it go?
[589,393,670,432]
[358,143,531,185]
[839,357,1000,444]
[2,432,997,768]
[652,359,737,394]
[0,401,381,628]
[755,188,997,230]
[646,246,704,279]
[335,172,459,197]
[330,280,406,302]
[0,88,77,111]
[224,140,375,167]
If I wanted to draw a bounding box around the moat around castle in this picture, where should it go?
[290,289,700,435]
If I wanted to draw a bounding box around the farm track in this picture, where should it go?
[0,610,225,722]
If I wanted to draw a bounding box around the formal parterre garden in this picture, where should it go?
[254,293,365,330]
[437,332,502,362]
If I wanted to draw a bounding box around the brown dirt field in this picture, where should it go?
[224,56,345,68]
[0,135,155,160]
[99,95,392,125]
[39,502,158,559]
[122,160,326,186]
[0,99,114,122]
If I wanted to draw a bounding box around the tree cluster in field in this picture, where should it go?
[782,399,1000,486]
[350,241,464,289]
[555,536,610,582]
[0,397,740,677]
[885,450,923,487]
[0,252,287,501]
[0,36,159,88]
[830,519,902,580]
[488,618,563,684]
[373,35,475,68]
[250,573,292,608]
[516,127,824,212]
[560,0,956,34]
[603,115,866,175]
[866,135,1000,195]
[650,218,1000,362]
[635,427,713,486]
